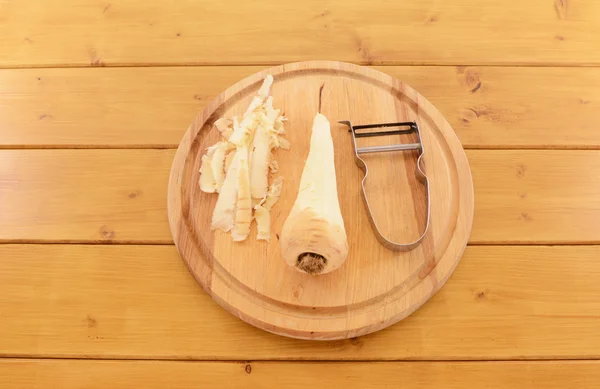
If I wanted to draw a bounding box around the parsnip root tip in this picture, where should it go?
[297,253,327,275]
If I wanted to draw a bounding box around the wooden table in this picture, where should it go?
[1,1,600,387]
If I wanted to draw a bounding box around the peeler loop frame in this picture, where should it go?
[338,120,431,252]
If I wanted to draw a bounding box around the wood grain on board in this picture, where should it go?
[167,61,474,339]
[1,66,599,148]
[1,244,600,360]
[1,0,599,67]
[2,359,600,389]
[0,149,598,244]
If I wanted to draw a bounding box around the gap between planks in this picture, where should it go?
[3,62,600,70]
[2,146,600,151]
[2,355,600,363]
[2,242,600,247]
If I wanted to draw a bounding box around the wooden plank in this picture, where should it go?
[0,150,173,243]
[2,359,600,389]
[468,150,600,244]
[1,244,600,360]
[1,150,599,244]
[1,66,599,148]
[0,66,261,148]
[1,0,600,67]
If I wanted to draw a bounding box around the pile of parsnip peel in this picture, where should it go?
[199,75,289,242]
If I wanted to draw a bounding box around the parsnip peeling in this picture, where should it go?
[269,155,278,173]
[199,154,216,193]
[210,141,231,192]
[248,142,254,176]
[214,118,233,140]
[254,205,270,241]
[258,75,274,98]
[250,124,271,199]
[232,147,252,241]
[263,176,283,211]
[274,116,286,134]
[224,150,236,172]
[249,96,286,199]
[276,136,291,150]
[253,177,284,241]
[200,74,287,242]
[211,151,241,231]
[264,97,280,123]
[229,115,254,147]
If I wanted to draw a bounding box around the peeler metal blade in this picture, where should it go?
[338,120,431,252]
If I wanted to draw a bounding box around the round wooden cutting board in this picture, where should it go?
[168,61,474,340]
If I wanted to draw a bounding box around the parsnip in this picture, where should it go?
[279,114,348,275]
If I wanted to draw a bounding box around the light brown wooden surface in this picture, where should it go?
[2,359,600,389]
[1,66,599,148]
[1,0,600,67]
[0,149,173,243]
[3,0,600,385]
[168,61,474,339]
[2,244,600,360]
[1,149,598,244]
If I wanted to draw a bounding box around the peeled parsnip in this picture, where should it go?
[279,113,348,275]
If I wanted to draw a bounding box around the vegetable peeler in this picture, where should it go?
[338,120,431,251]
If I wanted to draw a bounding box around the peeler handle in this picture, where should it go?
[338,120,431,252]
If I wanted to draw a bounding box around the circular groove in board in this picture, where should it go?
[168,61,474,340]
